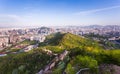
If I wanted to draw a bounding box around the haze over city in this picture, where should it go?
[0,0,120,28]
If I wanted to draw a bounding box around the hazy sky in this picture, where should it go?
[0,0,120,27]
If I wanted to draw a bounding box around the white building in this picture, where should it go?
[30,35,46,42]
[0,35,9,48]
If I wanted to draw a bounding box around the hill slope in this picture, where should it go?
[39,32,102,53]
[0,33,120,74]
[39,33,120,74]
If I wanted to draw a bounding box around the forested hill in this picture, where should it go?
[40,32,102,50]
[0,33,120,74]
[39,32,120,74]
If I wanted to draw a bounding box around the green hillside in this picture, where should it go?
[39,32,102,53]
[0,49,54,74]
[0,33,120,74]
[39,33,120,74]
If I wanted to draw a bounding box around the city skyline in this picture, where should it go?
[0,0,120,27]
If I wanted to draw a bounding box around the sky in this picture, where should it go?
[0,0,120,27]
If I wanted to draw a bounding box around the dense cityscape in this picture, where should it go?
[1,25,120,51]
